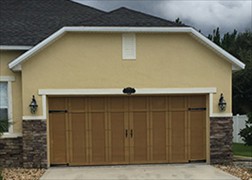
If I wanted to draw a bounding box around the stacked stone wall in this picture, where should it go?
[22,120,47,168]
[210,117,233,164]
[0,137,23,167]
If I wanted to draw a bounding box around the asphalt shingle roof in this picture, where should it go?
[0,0,105,46]
[0,0,187,46]
[82,7,187,27]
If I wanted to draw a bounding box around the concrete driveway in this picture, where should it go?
[40,164,239,180]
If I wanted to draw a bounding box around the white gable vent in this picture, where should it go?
[122,33,136,60]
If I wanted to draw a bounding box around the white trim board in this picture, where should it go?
[0,76,15,82]
[8,27,245,71]
[38,88,217,95]
[210,113,233,117]
[1,133,23,138]
[0,45,32,50]
[22,116,46,120]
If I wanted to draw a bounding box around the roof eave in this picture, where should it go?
[8,26,245,71]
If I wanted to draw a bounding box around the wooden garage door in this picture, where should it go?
[49,95,206,165]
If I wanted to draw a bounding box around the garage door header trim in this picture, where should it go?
[38,88,217,95]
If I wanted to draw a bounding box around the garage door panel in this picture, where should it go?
[131,112,148,162]
[189,111,206,160]
[90,97,106,111]
[69,98,86,112]
[150,97,166,110]
[151,112,167,161]
[49,97,66,110]
[170,111,188,162]
[49,113,68,164]
[109,97,126,111]
[110,112,128,163]
[188,96,206,108]
[90,112,107,163]
[69,113,88,164]
[170,96,186,110]
[131,97,148,110]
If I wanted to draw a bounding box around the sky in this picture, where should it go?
[73,0,252,36]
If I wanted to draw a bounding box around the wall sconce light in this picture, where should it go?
[123,87,136,95]
[218,93,227,111]
[29,95,38,114]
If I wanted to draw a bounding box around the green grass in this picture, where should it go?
[232,143,252,157]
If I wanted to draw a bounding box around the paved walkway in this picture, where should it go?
[40,164,239,180]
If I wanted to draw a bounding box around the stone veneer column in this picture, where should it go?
[22,120,47,168]
[0,137,23,167]
[210,117,233,164]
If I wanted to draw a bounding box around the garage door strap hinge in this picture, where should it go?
[49,110,68,113]
[188,108,206,111]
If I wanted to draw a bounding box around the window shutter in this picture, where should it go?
[122,33,136,60]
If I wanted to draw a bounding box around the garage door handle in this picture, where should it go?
[130,129,133,138]
[125,130,128,138]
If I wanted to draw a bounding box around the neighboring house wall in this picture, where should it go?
[233,115,248,143]
[0,50,23,134]
[21,32,232,117]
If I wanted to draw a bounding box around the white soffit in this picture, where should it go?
[8,27,245,71]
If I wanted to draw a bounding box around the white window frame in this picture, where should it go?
[0,76,15,134]
[122,33,136,60]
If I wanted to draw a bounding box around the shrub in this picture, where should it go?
[239,112,252,145]
[0,120,9,136]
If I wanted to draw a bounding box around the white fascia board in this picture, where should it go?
[8,26,245,71]
[0,45,32,50]
[38,88,217,95]
[64,26,192,33]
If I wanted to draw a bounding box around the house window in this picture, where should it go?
[0,76,14,134]
[122,33,136,60]
[0,82,8,132]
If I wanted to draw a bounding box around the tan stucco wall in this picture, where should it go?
[21,32,232,116]
[0,50,23,133]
